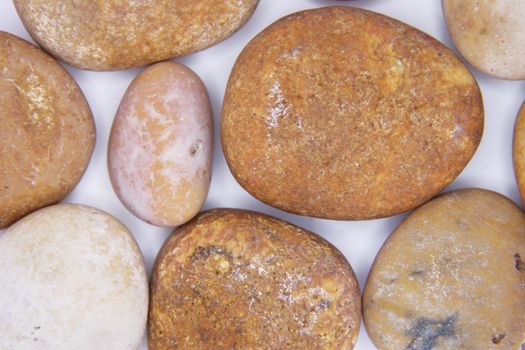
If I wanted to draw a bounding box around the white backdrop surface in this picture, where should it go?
[1,1,524,349]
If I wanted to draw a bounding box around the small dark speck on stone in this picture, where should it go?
[191,141,202,156]
[492,333,505,344]
[410,269,425,277]
[514,253,525,272]
[34,326,41,330]
[319,300,331,310]
[406,314,457,350]
[456,220,467,228]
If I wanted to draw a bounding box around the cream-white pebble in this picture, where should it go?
[0,204,148,350]
[108,62,213,227]
[443,0,525,80]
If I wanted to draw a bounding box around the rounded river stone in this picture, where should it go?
[13,0,260,70]
[149,209,361,349]
[221,6,484,220]
[363,189,525,349]
[0,204,148,350]
[0,31,95,228]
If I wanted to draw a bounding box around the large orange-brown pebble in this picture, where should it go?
[221,6,484,221]
[363,189,525,350]
[443,0,525,80]
[513,101,525,203]
[149,209,361,349]
[13,0,259,71]
[0,31,95,229]
[108,62,213,227]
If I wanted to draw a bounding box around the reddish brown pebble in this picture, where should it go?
[13,0,259,71]
[221,6,484,220]
[148,209,361,349]
[0,31,95,228]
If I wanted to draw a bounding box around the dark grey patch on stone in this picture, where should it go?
[515,253,525,272]
[491,333,505,344]
[192,246,232,261]
[319,299,331,310]
[410,269,425,277]
[406,314,457,350]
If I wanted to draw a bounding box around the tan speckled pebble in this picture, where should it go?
[108,62,213,227]
[221,6,484,221]
[13,0,259,71]
[443,0,525,80]
[149,209,361,350]
[513,101,525,203]
[363,189,525,350]
[0,31,95,229]
[0,204,148,350]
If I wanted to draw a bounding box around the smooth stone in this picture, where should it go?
[13,0,259,70]
[443,0,525,80]
[363,189,525,349]
[0,204,149,350]
[0,31,95,229]
[108,62,213,227]
[221,6,484,220]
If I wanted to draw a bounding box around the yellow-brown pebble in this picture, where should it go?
[363,189,525,350]
[513,101,525,203]
[149,209,361,350]
[221,6,484,220]
[0,31,95,228]
[13,0,259,70]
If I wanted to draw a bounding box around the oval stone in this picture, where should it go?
[513,100,525,202]
[0,204,148,350]
[221,6,484,220]
[0,31,95,229]
[13,0,259,71]
[363,189,525,349]
[108,62,213,227]
[149,209,361,349]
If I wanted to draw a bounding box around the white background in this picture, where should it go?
[1,1,524,349]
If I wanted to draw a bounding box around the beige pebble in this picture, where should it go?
[443,0,525,79]
[363,189,525,349]
[108,62,213,227]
